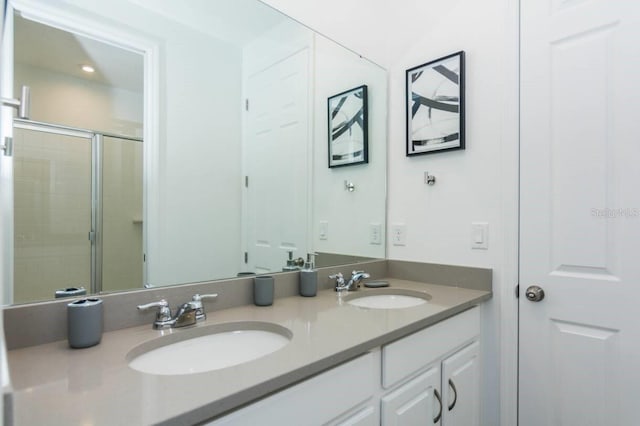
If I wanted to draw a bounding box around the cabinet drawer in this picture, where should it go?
[382,306,480,388]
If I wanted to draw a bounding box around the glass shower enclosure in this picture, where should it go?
[12,119,143,303]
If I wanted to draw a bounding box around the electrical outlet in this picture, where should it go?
[391,224,407,246]
[319,221,329,240]
[369,223,382,245]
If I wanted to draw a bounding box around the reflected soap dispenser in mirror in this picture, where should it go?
[299,253,318,297]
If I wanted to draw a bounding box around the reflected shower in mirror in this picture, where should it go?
[4,0,387,305]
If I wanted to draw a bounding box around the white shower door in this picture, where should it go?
[12,123,93,302]
[11,122,144,303]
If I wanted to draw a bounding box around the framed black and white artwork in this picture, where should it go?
[327,85,368,168]
[406,51,465,156]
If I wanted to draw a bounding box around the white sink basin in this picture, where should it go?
[344,289,430,309]
[127,322,291,375]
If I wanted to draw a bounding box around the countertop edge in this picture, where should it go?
[162,291,491,425]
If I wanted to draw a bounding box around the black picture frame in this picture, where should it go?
[406,51,465,156]
[328,85,368,168]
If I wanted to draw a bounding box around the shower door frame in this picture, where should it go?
[13,118,144,295]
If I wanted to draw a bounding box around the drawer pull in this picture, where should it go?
[448,379,458,411]
[434,388,443,423]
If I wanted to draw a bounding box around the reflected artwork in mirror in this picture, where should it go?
[1,0,387,305]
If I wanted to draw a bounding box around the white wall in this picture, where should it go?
[313,33,386,258]
[14,63,143,136]
[261,1,519,425]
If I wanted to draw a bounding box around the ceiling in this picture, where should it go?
[260,0,465,68]
[14,13,144,92]
[126,0,287,46]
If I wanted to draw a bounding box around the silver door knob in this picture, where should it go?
[525,285,545,302]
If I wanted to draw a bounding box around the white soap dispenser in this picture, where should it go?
[299,253,318,297]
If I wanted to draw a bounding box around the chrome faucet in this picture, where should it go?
[137,294,217,329]
[189,293,218,321]
[329,270,370,292]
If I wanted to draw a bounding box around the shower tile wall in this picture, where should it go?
[13,129,91,303]
[101,137,143,292]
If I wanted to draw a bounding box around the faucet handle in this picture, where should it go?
[190,293,218,321]
[329,273,345,285]
[192,293,218,302]
[137,299,172,322]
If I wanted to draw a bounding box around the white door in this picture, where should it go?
[441,342,479,426]
[520,1,640,425]
[244,49,310,274]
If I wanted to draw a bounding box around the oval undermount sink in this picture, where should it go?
[343,288,431,309]
[127,321,292,376]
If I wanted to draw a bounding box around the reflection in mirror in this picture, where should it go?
[3,0,387,305]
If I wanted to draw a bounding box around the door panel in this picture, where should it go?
[245,49,309,273]
[520,0,640,424]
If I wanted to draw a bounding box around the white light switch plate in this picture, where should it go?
[471,222,489,249]
[369,223,382,245]
[319,221,328,240]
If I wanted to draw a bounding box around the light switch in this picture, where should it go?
[471,222,488,250]
[319,221,328,240]
[369,223,382,245]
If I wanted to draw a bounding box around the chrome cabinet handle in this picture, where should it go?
[448,379,458,411]
[434,388,443,423]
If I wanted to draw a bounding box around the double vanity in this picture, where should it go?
[4,260,491,425]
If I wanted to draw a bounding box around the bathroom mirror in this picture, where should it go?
[1,0,387,305]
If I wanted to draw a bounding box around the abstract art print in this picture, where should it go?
[328,85,368,168]
[406,51,465,156]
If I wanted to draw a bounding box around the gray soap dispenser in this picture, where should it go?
[299,253,318,297]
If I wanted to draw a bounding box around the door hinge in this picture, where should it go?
[515,284,520,299]
[245,98,249,111]
[244,252,248,263]
[88,231,95,243]
[143,253,146,262]
[1,137,13,157]
[245,175,249,188]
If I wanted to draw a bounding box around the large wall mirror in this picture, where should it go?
[1,0,387,305]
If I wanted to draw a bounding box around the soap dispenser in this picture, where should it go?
[299,253,318,297]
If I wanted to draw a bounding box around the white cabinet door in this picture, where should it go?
[381,365,441,426]
[520,0,640,424]
[332,405,378,426]
[441,342,480,426]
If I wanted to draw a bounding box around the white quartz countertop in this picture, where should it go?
[7,279,490,425]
